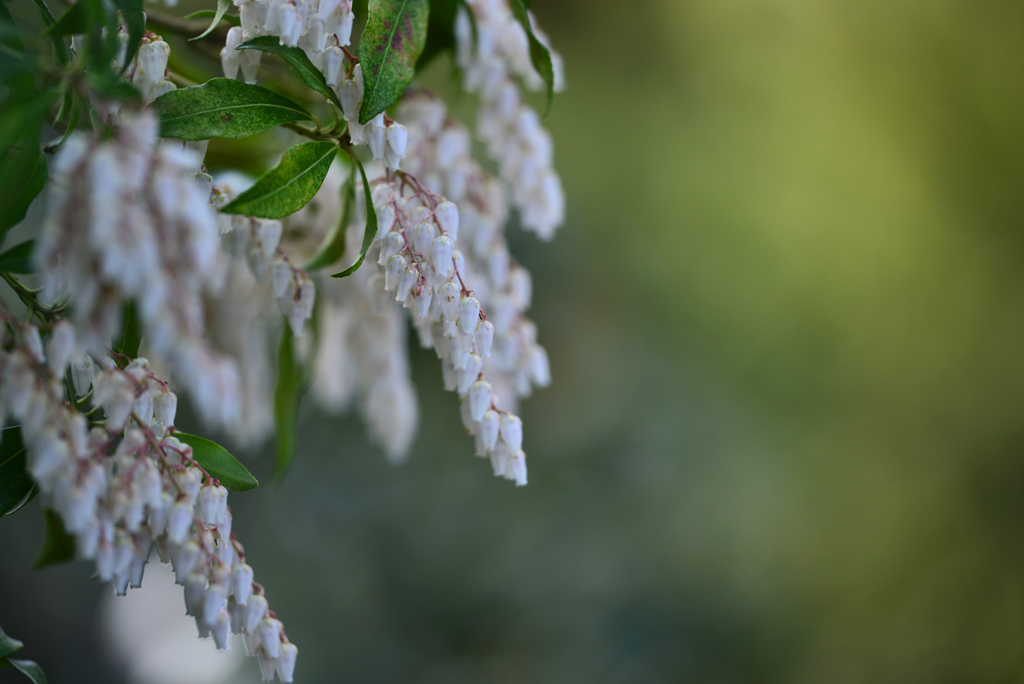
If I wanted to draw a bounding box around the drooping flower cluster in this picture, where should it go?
[35,112,240,427]
[221,0,354,83]
[330,64,409,171]
[455,0,566,239]
[398,93,551,407]
[0,318,297,682]
[85,31,177,124]
[212,185,316,337]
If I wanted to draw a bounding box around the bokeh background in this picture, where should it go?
[5,0,1024,682]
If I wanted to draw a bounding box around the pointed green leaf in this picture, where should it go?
[508,0,553,114]
[237,36,343,110]
[221,141,338,219]
[358,0,429,124]
[184,9,240,26]
[0,90,57,157]
[0,140,46,241]
[154,79,312,141]
[304,157,354,270]
[30,0,69,65]
[272,325,302,484]
[8,659,48,684]
[112,301,142,361]
[0,241,35,274]
[32,510,75,569]
[0,625,24,659]
[331,151,377,278]
[42,0,89,36]
[190,0,231,41]
[0,426,33,517]
[174,433,259,491]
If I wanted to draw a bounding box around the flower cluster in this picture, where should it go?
[359,166,529,484]
[455,0,566,239]
[329,64,409,171]
[84,31,177,124]
[212,185,316,337]
[0,318,297,681]
[221,0,354,82]
[35,112,241,427]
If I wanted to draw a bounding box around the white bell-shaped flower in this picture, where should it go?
[474,320,494,357]
[434,200,459,240]
[468,380,492,421]
[499,414,523,451]
[385,253,407,291]
[430,235,455,277]
[480,410,500,450]
[457,296,480,335]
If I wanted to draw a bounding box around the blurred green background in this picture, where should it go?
[5,0,1024,682]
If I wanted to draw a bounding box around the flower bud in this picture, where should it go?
[322,46,344,88]
[277,642,298,682]
[371,182,394,209]
[414,284,432,318]
[434,201,459,240]
[184,572,206,616]
[245,594,268,633]
[367,124,386,160]
[202,584,228,627]
[213,611,231,650]
[430,235,455,278]
[173,539,201,583]
[385,254,407,292]
[412,220,436,255]
[468,380,492,421]
[509,449,528,486]
[46,321,76,372]
[438,280,460,321]
[474,320,494,357]
[386,123,407,158]
[480,410,500,450]
[71,355,96,395]
[232,563,254,605]
[457,296,480,335]
[499,414,523,451]
[154,389,178,427]
[375,203,396,240]
[258,652,279,682]
[258,617,282,658]
[395,264,419,303]
[457,354,483,395]
[377,230,405,266]
[166,501,193,544]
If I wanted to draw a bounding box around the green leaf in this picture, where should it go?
[237,36,343,110]
[184,9,240,26]
[30,0,69,65]
[0,625,24,659]
[7,659,48,684]
[114,0,145,71]
[0,90,58,156]
[86,72,141,101]
[0,241,35,274]
[0,426,33,518]
[508,0,554,115]
[173,433,259,491]
[32,510,75,569]
[358,0,429,124]
[272,325,302,484]
[221,140,338,219]
[42,0,89,36]
[304,156,354,270]
[112,301,142,360]
[190,0,231,41]
[0,140,46,241]
[153,78,313,141]
[331,151,377,278]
